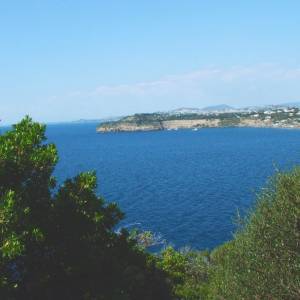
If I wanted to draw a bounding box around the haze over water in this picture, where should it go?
[47,124,300,250]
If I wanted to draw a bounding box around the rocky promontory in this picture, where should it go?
[97,107,300,132]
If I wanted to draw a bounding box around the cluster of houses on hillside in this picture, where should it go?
[246,107,300,128]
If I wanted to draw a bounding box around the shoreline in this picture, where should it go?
[97,125,300,133]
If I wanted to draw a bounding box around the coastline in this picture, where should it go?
[97,121,300,133]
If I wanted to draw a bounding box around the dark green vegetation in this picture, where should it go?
[1,117,300,299]
[0,117,172,300]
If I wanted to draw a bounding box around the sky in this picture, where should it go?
[1,0,300,124]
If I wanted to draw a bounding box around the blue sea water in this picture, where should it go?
[45,124,300,250]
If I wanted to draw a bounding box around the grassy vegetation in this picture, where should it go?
[208,169,300,299]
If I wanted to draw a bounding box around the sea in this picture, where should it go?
[43,124,300,250]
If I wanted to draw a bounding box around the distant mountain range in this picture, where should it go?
[72,116,122,124]
[170,104,235,115]
[279,102,300,108]
[71,102,300,124]
[170,102,300,115]
[201,104,235,111]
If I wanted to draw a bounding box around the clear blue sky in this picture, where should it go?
[1,0,300,124]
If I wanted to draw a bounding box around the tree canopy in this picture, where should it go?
[0,117,172,300]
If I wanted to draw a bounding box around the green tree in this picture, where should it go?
[0,117,172,300]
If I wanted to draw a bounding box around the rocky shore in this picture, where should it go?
[97,119,221,132]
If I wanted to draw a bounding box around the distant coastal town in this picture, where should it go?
[97,104,300,132]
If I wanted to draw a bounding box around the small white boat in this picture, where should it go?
[192,128,199,131]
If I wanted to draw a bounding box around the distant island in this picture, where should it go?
[97,104,300,132]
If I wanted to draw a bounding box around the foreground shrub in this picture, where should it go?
[209,169,300,299]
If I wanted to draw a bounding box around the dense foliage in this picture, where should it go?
[1,117,300,299]
[0,117,172,300]
[208,169,300,299]
[158,247,210,299]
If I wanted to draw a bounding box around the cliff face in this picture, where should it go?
[238,119,273,127]
[98,122,162,132]
[162,119,220,129]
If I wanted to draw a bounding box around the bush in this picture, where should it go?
[158,246,210,299]
[209,169,300,299]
